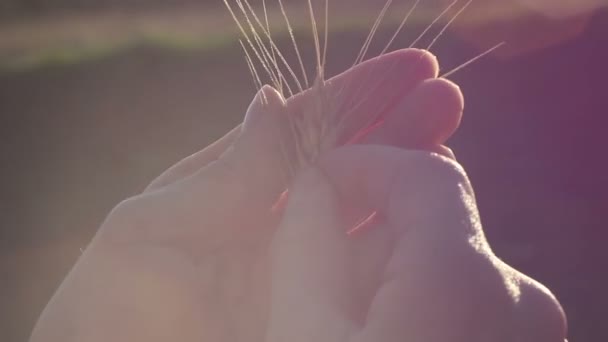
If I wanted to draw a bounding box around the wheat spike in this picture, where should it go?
[338,0,469,140]
[409,0,458,48]
[441,42,506,78]
[322,0,330,73]
[353,0,394,67]
[240,39,264,96]
[240,0,305,93]
[222,0,281,91]
[236,0,288,91]
[261,0,283,93]
[277,0,310,88]
[380,0,420,55]
[226,0,501,179]
[426,0,473,51]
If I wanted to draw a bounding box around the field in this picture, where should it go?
[1,2,607,341]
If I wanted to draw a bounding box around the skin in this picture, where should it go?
[29,49,567,342]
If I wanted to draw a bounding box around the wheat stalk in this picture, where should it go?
[223,0,504,183]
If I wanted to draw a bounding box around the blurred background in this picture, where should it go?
[1,0,606,341]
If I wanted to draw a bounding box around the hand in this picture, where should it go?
[268,144,567,342]
[29,49,566,342]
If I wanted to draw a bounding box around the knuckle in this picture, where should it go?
[108,196,145,224]
[438,253,522,336]
[416,151,467,181]
[401,151,470,193]
[459,255,567,341]
[99,194,152,242]
[515,277,568,341]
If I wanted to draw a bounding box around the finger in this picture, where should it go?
[316,145,497,342]
[144,125,241,192]
[315,142,475,265]
[267,144,474,342]
[317,144,474,234]
[102,85,287,252]
[111,50,441,249]
[143,71,296,194]
[286,49,439,145]
[266,167,358,342]
[148,49,438,196]
[362,78,464,148]
[326,144,456,330]
[184,50,438,208]
[317,144,481,305]
[178,84,288,205]
[514,277,568,342]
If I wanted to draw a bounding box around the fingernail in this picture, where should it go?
[244,85,285,130]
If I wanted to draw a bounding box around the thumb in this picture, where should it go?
[101,85,288,250]
[266,168,357,342]
[206,84,288,206]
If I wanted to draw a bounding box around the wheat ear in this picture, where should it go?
[225,0,504,180]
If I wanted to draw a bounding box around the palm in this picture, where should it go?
[30,165,280,341]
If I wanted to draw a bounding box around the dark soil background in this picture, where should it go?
[1,5,607,342]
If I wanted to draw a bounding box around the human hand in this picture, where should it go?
[29,48,566,342]
[267,143,567,342]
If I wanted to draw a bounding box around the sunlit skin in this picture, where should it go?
[29,49,566,342]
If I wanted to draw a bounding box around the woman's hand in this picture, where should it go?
[29,49,566,342]
[268,144,567,342]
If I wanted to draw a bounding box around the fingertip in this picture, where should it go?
[516,278,569,342]
[373,48,439,78]
[317,145,472,229]
[260,84,286,106]
[376,48,440,80]
[420,78,464,144]
[431,145,457,160]
[244,85,285,129]
[209,84,288,205]
[428,78,464,112]
[412,48,440,78]
[361,77,464,148]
